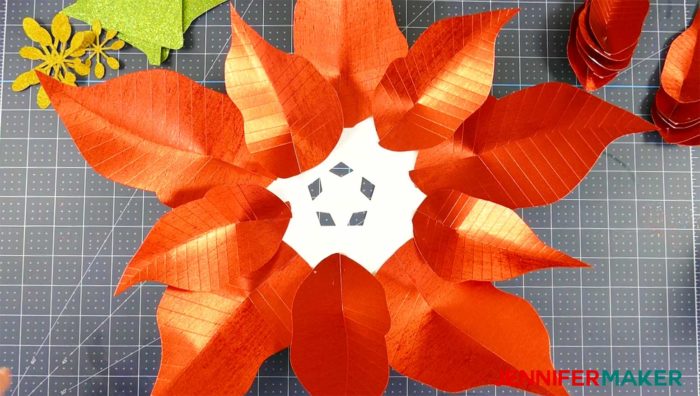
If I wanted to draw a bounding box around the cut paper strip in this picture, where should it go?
[373,9,518,151]
[151,245,310,395]
[413,190,586,282]
[411,83,656,208]
[291,255,390,396]
[653,9,700,145]
[376,241,567,396]
[115,185,291,294]
[64,0,225,64]
[225,6,344,178]
[566,0,648,90]
[294,0,408,127]
[39,70,272,207]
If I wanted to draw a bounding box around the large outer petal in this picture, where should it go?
[659,9,699,103]
[291,255,390,395]
[373,9,518,151]
[293,0,408,126]
[115,185,291,294]
[225,6,344,178]
[413,190,586,282]
[152,245,310,395]
[38,70,271,207]
[377,241,567,396]
[412,83,656,208]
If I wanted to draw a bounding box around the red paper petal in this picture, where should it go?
[225,6,344,178]
[294,0,408,127]
[0,368,10,395]
[567,6,620,91]
[152,245,310,395]
[373,9,518,151]
[38,70,272,208]
[413,190,586,282]
[377,241,567,396]
[412,83,656,208]
[115,185,291,294]
[588,0,648,55]
[660,9,700,103]
[291,255,390,395]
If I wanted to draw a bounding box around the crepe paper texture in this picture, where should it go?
[40,0,657,394]
[12,13,94,108]
[0,368,10,395]
[652,9,700,145]
[567,0,649,90]
[64,0,226,65]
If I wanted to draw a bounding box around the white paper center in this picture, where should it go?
[268,118,426,273]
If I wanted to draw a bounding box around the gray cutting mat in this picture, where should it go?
[0,0,699,395]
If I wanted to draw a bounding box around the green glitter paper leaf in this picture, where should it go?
[64,0,225,65]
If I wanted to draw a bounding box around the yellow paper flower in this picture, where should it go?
[12,13,94,108]
[86,20,125,79]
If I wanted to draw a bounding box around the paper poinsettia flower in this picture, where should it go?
[40,1,656,395]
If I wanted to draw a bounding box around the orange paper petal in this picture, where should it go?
[412,82,656,208]
[152,245,310,395]
[0,368,10,395]
[654,10,700,144]
[291,255,390,395]
[373,9,518,151]
[567,6,621,91]
[225,6,344,178]
[413,190,586,282]
[294,0,408,127]
[660,9,700,103]
[38,70,272,207]
[377,241,567,396]
[587,0,649,55]
[116,184,291,294]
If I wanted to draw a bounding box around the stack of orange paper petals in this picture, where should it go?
[567,0,648,90]
[652,10,700,145]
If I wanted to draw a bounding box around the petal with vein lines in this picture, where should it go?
[412,82,656,208]
[372,9,518,151]
[38,70,272,208]
[376,241,567,396]
[291,255,390,395]
[152,246,310,395]
[225,6,344,178]
[413,190,586,282]
[294,0,408,127]
[115,185,291,294]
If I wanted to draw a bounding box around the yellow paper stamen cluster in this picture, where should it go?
[12,13,125,108]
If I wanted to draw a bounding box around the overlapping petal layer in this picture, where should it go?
[373,8,518,151]
[38,70,271,207]
[412,83,656,208]
[588,0,648,55]
[116,185,291,294]
[291,255,390,395]
[413,190,586,282]
[294,0,408,126]
[151,245,311,395]
[225,6,344,178]
[377,241,567,396]
[653,10,700,145]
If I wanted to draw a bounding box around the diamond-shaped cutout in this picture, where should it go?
[348,211,367,226]
[361,177,375,200]
[308,178,322,200]
[329,162,353,177]
[316,212,336,226]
